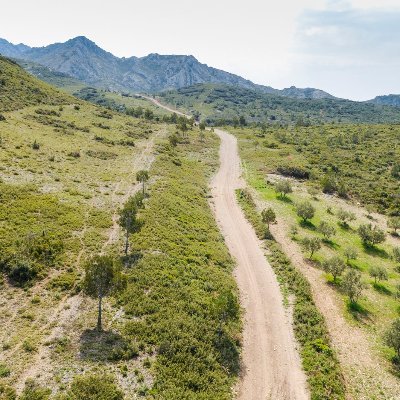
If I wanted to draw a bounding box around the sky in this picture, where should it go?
[1,0,400,100]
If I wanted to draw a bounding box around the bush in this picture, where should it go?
[19,380,51,400]
[342,269,364,303]
[337,208,356,226]
[275,180,292,197]
[323,257,346,282]
[318,221,336,240]
[67,374,123,400]
[0,383,15,400]
[385,318,400,360]
[296,201,315,222]
[0,363,11,377]
[358,224,386,246]
[7,257,38,285]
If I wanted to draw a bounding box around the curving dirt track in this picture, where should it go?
[210,129,309,400]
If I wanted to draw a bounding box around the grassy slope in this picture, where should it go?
[121,131,241,399]
[158,83,400,125]
[0,56,170,397]
[232,126,400,384]
[234,124,400,214]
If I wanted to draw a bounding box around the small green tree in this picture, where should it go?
[261,207,276,228]
[118,192,144,255]
[83,255,126,331]
[275,180,292,198]
[369,266,388,284]
[323,256,346,282]
[136,170,149,196]
[337,208,356,227]
[389,217,400,234]
[301,237,321,259]
[358,224,386,246]
[344,247,358,264]
[342,269,364,303]
[67,373,124,400]
[385,318,400,360]
[318,221,336,240]
[214,290,240,336]
[296,201,315,222]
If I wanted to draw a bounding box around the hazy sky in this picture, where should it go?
[2,0,400,100]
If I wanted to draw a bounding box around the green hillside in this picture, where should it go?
[158,83,400,125]
[0,56,75,111]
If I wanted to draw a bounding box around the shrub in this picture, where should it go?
[344,247,358,263]
[32,140,40,150]
[358,224,386,246]
[0,363,11,377]
[369,266,388,284]
[385,318,400,360]
[7,257,38,285]
[301,237,321,259]
[388,217,400,234]
[0,383,15,400]
[296,201,315,222]
[274,180,292,198]
[318,221,336,240]
[0,114,6,122]
[19,380,51,400]
[342,269,364,303]
[337,208,356,227]
[323,257,346,282]
[67,374,123,400]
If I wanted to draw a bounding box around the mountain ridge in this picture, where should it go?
[0,36,334,99]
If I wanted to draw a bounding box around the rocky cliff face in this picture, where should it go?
[0,36,334,98]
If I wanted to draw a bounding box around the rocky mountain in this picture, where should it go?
[0,36,333,99]
[368,94,400,107]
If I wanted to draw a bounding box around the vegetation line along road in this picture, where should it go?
[210,129,309,399]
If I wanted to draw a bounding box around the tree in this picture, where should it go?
[342,269,364,303]
[275,180,292,198]
[296,201,315,222]
[369,266,388,284]
[388,217,400,234]
[318,221,336,240]
[358,224,386,246]
[67,373,124,400]
[136,170,149,196]
[344,247,358,264]
[323,256,346,282]
[385,318,400,359]
[118,192,144,255]
[199,122,206,142]
[261,207,276,228]
[83,255,126,331]
[301,237,321,259]
[337,208,356,227]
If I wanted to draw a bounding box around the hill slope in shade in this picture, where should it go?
[0,36,333,99]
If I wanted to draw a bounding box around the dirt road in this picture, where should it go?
[210,129,309,400]
[138,94,191,118]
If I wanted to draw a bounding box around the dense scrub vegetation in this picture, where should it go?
[237,189,345,399]
[0,56,74,111]
[233,124,400,214]
[159,83,400,126]
[119,130,241,399]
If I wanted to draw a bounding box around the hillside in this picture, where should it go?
[158,83,400,125]
[0,36,333,99]
[0,56,241,399]
[0,56,74,111]
[368,94,400,107]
